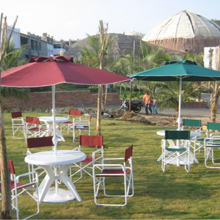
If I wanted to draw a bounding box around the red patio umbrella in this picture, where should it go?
[1,55,130,154]
[1,56,129,86]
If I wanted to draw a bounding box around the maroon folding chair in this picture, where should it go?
[73,114,92,142]
[27,136,54,182]
[26,116,48,139]
[0,160,39,219]
[93,145,134,206]
[11,111,26,139]
[71,135,104,183]
[62,109,82,134]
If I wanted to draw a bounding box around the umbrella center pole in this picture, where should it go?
[177,77,182,166]
[177,77,182,131]
[52,85,57,156]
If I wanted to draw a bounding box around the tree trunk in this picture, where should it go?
[129,81,132,112]
[209,47,220,122]
[96,84,102,135]
[96,20,108,135]
[210,82,219,122]
[0,14,18,219]
[103,85,108,108]
[0,99,11,219]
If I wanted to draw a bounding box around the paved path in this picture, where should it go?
[108,93,220,122]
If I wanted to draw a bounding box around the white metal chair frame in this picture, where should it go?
[72,114,92,142]
[204,134,220,169]
[25,116,48,139]
[161,130,191,173]
[0,160,40,220]
[26,136,54,183]
[62,109,82,134]
[204,122,220,169]
[181,119,203,155]
[70,135,104,183]
[93,145,134,207]
[11,112,26,139]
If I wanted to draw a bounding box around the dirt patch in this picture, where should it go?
[117,112,176,127]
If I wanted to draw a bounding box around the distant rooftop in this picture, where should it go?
[142,10,220,53]
[125,31,144,37]
[143,10,220,41]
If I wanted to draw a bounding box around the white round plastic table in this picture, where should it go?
[38,116,69,141]
[25,150,86,203]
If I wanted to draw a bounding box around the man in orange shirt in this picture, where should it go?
[143,92,152,115]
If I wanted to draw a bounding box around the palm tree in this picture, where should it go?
[111,55,135,96]
[157,81,201,118]
[1,41,29,102]
[79,21,113,135]
[182,52,204,101]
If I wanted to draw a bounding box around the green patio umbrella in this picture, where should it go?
[128,60,220,130]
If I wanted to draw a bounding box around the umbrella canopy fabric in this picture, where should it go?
[128,60,220,130]
[1,56,130,87]
[129,60,220,82]
[1,55,130,155]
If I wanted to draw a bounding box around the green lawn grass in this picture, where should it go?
[2,112,220,219]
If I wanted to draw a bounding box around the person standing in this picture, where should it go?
[143,92,152,114]
[152,97,158,114]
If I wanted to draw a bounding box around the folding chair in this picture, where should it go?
[70,135,104,183]
[182,119,204,155]
[27,136,54,182]
[204,122,220,169]
[11,111,26,139]
[73,114,92,142]
[62,109,82,134]
[0,160,39,220]
[161,130,191,172]
[93,145,134,206]
[25,116,48,139]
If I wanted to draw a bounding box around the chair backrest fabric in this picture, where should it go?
[79,135,103,147]
[165,130,190,140]
[69,109,81,117]
[11,111,22,118]
[26,116,40,125]
[0,160,15,175]
[27,136,53,148]
[182,119,201,127]
[124,145,133,162]
[207,122,220,131]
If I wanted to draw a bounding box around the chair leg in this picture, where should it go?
[93,175,132,207]
[205,147,220,169]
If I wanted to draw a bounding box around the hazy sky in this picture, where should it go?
[1,0,220,41]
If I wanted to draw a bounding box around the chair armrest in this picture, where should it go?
[77,119,89,124]
[12,118,25,123]
[93,163,125,171]
[100,158,124,164]
[210,133,220,137]
[92,148,104,160]
[102,158,124,162]
[15,171,38,185]
[204,137,220,144]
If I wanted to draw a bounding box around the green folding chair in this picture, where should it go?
[182,119,203,155]
[162,130,191,172]
[204,122,220,169]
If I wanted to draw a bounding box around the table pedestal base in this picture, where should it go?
[34,188,75,203]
